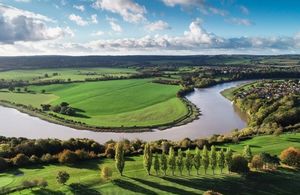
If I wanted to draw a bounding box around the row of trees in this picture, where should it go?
[113,141,299,177]
[143,144,241,176]
[0,149,98,171]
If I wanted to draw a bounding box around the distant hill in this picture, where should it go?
[0,55,299,70]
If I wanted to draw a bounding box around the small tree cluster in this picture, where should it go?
[56,171,70,185]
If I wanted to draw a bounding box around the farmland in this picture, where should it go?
[0,68,136,82]
[0,78,189,128]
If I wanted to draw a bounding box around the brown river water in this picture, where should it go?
[0,80,250,143]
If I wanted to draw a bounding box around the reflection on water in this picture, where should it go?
[233,103,249,124]
[0,80,251,143]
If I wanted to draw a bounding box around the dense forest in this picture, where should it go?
[0,55,300,70]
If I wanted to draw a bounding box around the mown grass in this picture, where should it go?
[0,133,299,195]
[0,79,188,127]
[0,68,136,81]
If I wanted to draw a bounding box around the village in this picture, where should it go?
[235,80,300,99]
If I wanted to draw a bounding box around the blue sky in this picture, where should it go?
[0,0,300,55]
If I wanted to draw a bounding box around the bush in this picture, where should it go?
[203,190,223,195]
[29,155,40,164]
[41,153,55,163]
[250,154,264,170]
[229,155,249,174]
[280,147,300,168]
[12,154,29,167]
[0,157,9,171]
[56,171,70,185]
[75,149,89,160]
[101,166,112,179]
[58,150,78,164]
[22,180,36,189]
[37,178,48,188]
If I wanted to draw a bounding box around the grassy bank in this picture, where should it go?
[0,79,200,131]
[0,133,299,195]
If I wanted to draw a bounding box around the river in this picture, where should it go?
[0,80,250,143]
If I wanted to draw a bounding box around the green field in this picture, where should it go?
[0,79,188,127]
[0,68,136,81]
[1,133,299,195]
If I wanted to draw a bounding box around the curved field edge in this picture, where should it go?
[0,80,200,132]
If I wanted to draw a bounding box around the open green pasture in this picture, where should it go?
[0,79,188,127]
[0,68,136,82]
[0,133,299,195]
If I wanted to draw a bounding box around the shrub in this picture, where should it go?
[229,155,249,174]
[58,150,78,164]
[203,190,223,195]
[251,154,264,170]
[29,155,40,164]
[105,145,115,158]
[41,153,54,163]
[101,166,112,179]
[37,178,48,188]
[56,171,70,185]
[22,180,36,189]
[75,149,89,160]
[0,157,9,171]
[12,154,29,167]
[279,147,300,168]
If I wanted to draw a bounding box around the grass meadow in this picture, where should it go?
[0,133,299,195]
[0,79,188,127]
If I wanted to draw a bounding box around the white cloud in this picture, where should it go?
[68,14,88,26]
[0,4,72,43]
[145,20,171,32]
[93,0,146,23]
[91,14,98,24]
[107,18,122,32]
[69,14,98,26]
[240,5,249,15]
[162,0,203,7]
[162,0,227,16]
[225,17,253,26]
[14,0,31,2]
[110,21,122,32]
[73,5,85,12]
[91,31,104,36]
[0,14,299,55]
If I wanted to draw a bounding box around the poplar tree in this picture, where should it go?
[202,145,210,174]
[225,147,233,173]
[153,153,160,176]
[243,145,253,162]
[176,149,184,176]
[210,145,217,174]
[161,152,168,176]
[185,149,193,176]
[218,148,225,174]
[193,147,201,175]
[143,143,152,175]
[115,142,125,176]
[168,147,176,176]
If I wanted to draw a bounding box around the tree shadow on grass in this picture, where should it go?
[161,171,300,195]
[286,137,300,143]
[31,188,65,195]
[113,179,157,195]
[131,177,199,195]
[69,183,101,195]
[7,168,24,176]
[65,159,103,170]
